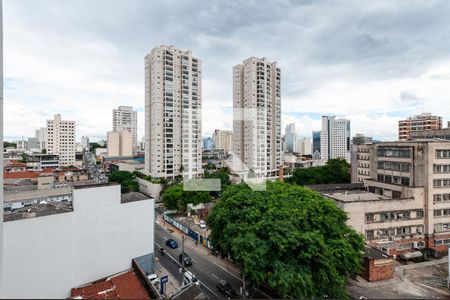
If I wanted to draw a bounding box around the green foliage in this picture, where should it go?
[204,167,231,195]
[121,179,139,193]
[18,153,28,163]
[3,141,17,148]
[109,171,140,193]
[63,165,78,169]
[109,170,135,184]
[89,142,102,153]
[41,149,47,154]
[287,158,350,186]
[207,181,364,299]
[162,183,212,212]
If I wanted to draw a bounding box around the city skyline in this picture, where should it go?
[5,1,450,142]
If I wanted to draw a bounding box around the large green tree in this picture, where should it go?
[287,158,350,186]
[162,183,212,212]
[108,171,138,193]
[207,181,363,299]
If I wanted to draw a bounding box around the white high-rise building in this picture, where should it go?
[212,129,232,154]
[46,114,76,166]
[107,130,133,157]
[233,57,282,178]
[1,3,4,295]
[81,136,89,150]
[35,127,47,151]
[320,116,350,162]
[145,45,203,179]
[296,137,312,156]
[284,123,297,153]
[113,106,137,150]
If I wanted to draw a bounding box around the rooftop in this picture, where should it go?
[4,201,73,222]
[322,190,392,203]
[4,171,39,180]
[71,270,151,299]
[121,192,151,204]
[4,186,72,203]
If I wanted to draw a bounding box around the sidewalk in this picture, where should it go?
[156,213,241,278]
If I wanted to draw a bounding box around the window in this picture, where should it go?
[366,230,374,239]
[434,210,442,217]
[436,150,450,159]
[366,213,374,222]
[416,210,424,218]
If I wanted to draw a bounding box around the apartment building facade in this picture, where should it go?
[360,140,450,253]
[107,130,133,157]
[113,106,138,149]
[232,57,282,178]
[351,134,375,183]
[46,114,76,166]
[145,45,203,179]
[320,116,350,162]
[212,129,232,154]
[398,113,442,141]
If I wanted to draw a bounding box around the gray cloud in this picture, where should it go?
[4,0,450,141]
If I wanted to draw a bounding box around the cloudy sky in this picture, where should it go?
[4,0,450,142]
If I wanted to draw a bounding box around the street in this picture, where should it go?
[155,223,243,299]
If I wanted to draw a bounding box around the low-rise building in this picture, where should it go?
[315,140,450,255]
[26,153,60,171]
[2,183,154,298]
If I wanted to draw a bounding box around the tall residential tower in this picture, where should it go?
[145,45,203,179]
[320,115,350,162]
[232,57,282,178]
[113,106,137,149]
[46,114,76,166]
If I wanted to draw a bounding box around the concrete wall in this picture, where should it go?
[2,184,154,299]
[137,178,163,200]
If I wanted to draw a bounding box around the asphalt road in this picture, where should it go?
[155,222,247,299]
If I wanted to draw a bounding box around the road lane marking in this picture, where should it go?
[210,273,219,280]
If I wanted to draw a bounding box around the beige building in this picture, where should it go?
[144,45,203,179]
[398,113,442,141]
[296,137,312,156]
[333,140,450,254]
[107,130,132,157]
[320,115,351,162]
[113,106,138,150]
[46,114,76,166]
[232,57,282,178]
[212,129,232,154]
[350,134,375,183]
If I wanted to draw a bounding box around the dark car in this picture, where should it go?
[216,279,237,298]
[165,239,178,249]
[179,253,193,266]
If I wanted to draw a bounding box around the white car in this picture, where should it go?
[199,220,207,229]
[147,273,159,286]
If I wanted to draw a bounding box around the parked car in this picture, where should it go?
[182,270,199,287]
[216,279,237,298]
[147,273,159,286]
[199,220,207,229]
[179,253,193,266]
[166,239,178,249]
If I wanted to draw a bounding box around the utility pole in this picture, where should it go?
[242,273,246,299]
[181,234,186,285]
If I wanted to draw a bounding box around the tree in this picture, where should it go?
[207,181,364,299]
[89,142,102,153]
[204,167,231,196]
[121,179,139,193]
[108,170,135,185]
[287,159,350,186]
[162,183,212,212]
[3,141,17,148]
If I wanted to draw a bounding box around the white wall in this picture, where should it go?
[3,184,154,299]
[137,178,162,200]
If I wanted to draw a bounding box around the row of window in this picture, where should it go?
[366,225,423,239]
[434,239,450,246]
[377,148,411,158]
[434,209,450,217]
[436,150,450,159]
[434,194,450,202]
[366,210,423,223]
[434,179,450,188]
[433,164,450,173]
[378,161,411,172]
[377,174,410,186]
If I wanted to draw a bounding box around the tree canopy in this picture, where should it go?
[207,181,363,299]
[287,158,350,186]
[108,171,139,193]
[162,183,212,212]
